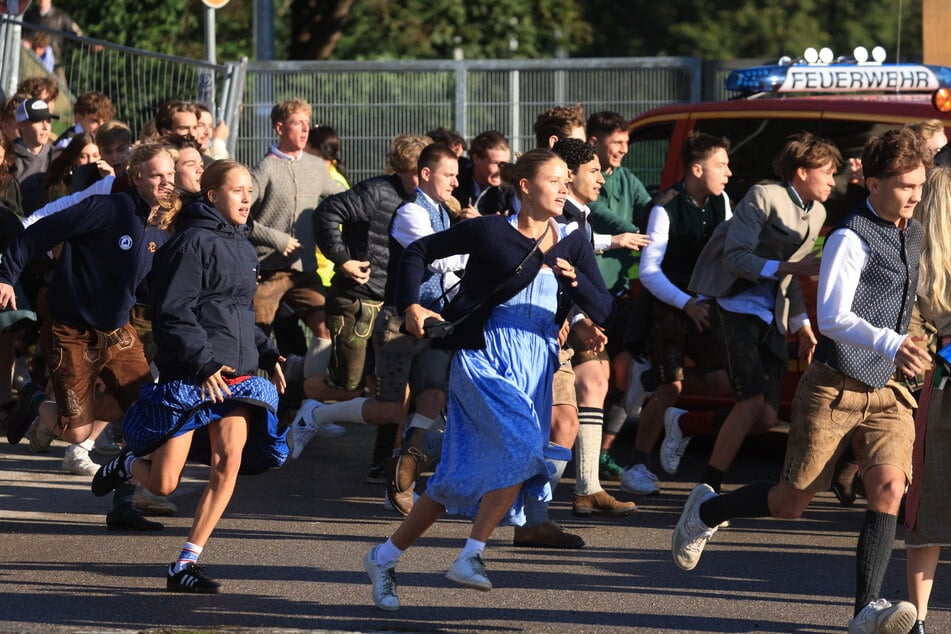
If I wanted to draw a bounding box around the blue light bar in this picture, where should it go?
[726,63,951,94]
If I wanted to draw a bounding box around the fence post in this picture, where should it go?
[509,69,520,154]
[454,60,467,139]
[0,14,23,97]
[689,56,702,102]
[220,57,247,158]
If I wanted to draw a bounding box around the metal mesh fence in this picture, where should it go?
[1,15,238,143]
[1,17,701,185]
[237,58,700,183]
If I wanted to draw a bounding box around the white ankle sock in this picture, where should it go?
[77,438,94,451]
[374,538,403,567]
[171,541,203,574]
[459,537,486,560]
[313,397,367,426]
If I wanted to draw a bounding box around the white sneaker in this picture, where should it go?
[132,485,178,516]
[288,399,321,459]
[671,483,718,571]
[847,598,917,634]
[625,358,652,417]
[660,407,691,474]
[363,546,400,611]
[446,553,492,591]
[61,443,100,476]
[29,417,55,453]
[93,424,122,456]
[620,463,660,495]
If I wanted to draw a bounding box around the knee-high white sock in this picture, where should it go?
[303,337,333,378]
[312,397,368,426]
[549,458,568,495]
[575,408,604,496]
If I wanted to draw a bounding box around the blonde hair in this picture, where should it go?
[127,142,182,230]
[915,166,951,314]
[201,159,248,197]
[270,98,312,127]
[385,134,431,174]
[908,119,944,142]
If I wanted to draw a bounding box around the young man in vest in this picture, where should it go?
[680,132,836,497]
[552,138,638,520]
[585,111,653,481]
[291,143,458,517]
[308,134,426,479]
[620,132,733,495]
[672,127,932,634]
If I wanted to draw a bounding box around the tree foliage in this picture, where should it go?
[579,0,922,62]
[305,0,592,60]
[54,0,254,62]
[50,0,922,63]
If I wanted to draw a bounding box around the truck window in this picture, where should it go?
[695,117,896,223]
[627,122,675,197]
[693,117,823,204]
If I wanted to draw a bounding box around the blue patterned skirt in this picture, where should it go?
[122,375,287,475]
[425,270,566,526]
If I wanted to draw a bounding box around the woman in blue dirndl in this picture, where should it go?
[92,160,287,594]
[363,149,614,610]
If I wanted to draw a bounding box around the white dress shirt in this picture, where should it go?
[716,186,807,332]
[640,191,732,310]
[816,201,907,363]
[392,189,468,297]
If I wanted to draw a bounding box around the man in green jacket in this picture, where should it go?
[585,110,652,481]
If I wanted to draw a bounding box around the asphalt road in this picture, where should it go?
[1,422,947,633]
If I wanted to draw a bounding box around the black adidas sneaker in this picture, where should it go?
[166,563,222,594]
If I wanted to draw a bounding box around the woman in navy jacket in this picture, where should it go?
[363,148,614,610]
[93,160,286,594]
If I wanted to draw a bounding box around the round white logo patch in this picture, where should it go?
[118,235,133,250]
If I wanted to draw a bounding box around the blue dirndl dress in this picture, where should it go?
[425,268,567,525]
[122,375,287,476]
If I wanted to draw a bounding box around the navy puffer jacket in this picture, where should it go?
[152,200,279,383]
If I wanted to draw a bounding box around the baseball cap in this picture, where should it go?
[15,98,60,123]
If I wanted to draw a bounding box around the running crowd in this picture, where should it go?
[0,79,949,634]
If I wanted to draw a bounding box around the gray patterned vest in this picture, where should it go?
[813,206,921,388]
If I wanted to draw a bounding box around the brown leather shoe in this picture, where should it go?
[392,428,429,493]
[513,520,584,549]
[572,490,637,518]
[385,480,414,516]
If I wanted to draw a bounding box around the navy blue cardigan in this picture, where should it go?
[397,214,614,350]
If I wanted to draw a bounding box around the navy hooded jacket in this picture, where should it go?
[0,189,167,330]
[151,200,279,383]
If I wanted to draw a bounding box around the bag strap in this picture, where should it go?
[448,222,550,330]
